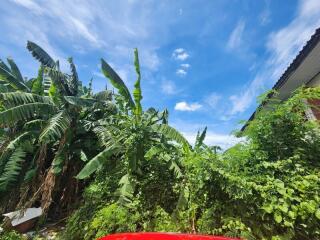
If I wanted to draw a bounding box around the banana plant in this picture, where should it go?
[0,42,115,215]
[77,48,190,205]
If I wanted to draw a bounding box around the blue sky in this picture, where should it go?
[1,0,320,148]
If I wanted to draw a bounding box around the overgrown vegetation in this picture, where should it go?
[0,42,319,240]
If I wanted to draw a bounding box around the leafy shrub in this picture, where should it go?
[84,203,140,239]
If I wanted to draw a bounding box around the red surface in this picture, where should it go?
[98,232,239,240]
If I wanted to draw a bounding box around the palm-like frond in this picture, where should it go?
[0,92,52,107]
[64,96,96,108]
[24,119,46,131]
[7,58,24,83]
[0,59,30,91]
[67,57,79,96]
[6,132,34,150]
[0,102,56,127]
[160,109,169,124]
[76,145,121,179]
[0,132,34,184]
[101,58,135,109]
[153,124,190,148]
[0,147,26,192]
[46,68,72,96]
[195,126,207,149]
[39,111,71,143]
[27,41,56,68]
[133,48,142,117]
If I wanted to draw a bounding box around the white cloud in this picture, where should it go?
[161,80,177,95]
[175,101,202,111]
[229,0,320,116]
[205,93,221,109]
[176,63,190,76]
[227,20,245,50]
[69,16,100,45]
[172,48,189,61]
[12,0,43,14]
[266,0,320,78]
[176,68,187,76]
[4,0,165,84]
[229,75,264,115]
[180,63,190,68]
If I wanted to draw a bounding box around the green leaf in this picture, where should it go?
[32,65,44,95]
[315,209,320,220]
[24,168,37,182]
[274,211,283,223]
[144,146,162,159]
[76,145,120,179]
[153,124,190,148]
[80,150,88,162]
[46,68,72,96]
[0,59,30,91]
[0,102,56,127]
[68,57,79,96]
[0,92,51,107]
[39,111,71,143]
[27,41,56,68]
[133,48,142,117]
[101,58,135,109]
[6,132,33,150]
[94,90,113,101]
[52,154,64,174]
[118,173,135,205]
[64,96,97,108]
[7,57,24,83]
[195,126,207,149]
[0,147,26,192]
[169,160,183,178]
[262,204,273,214]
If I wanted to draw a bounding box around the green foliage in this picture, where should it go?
[67,57,79,96]
[133,48,142,118]
[101,58,135,109]
[2,41,320,240]
[27,41,56,68]
[0,58,29,91]
[32,65,44,95]
[0,231,26,240]
[0,147,26,191]
[85,203,140,239]
[76,145,121,179]
[39,110,71,143]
